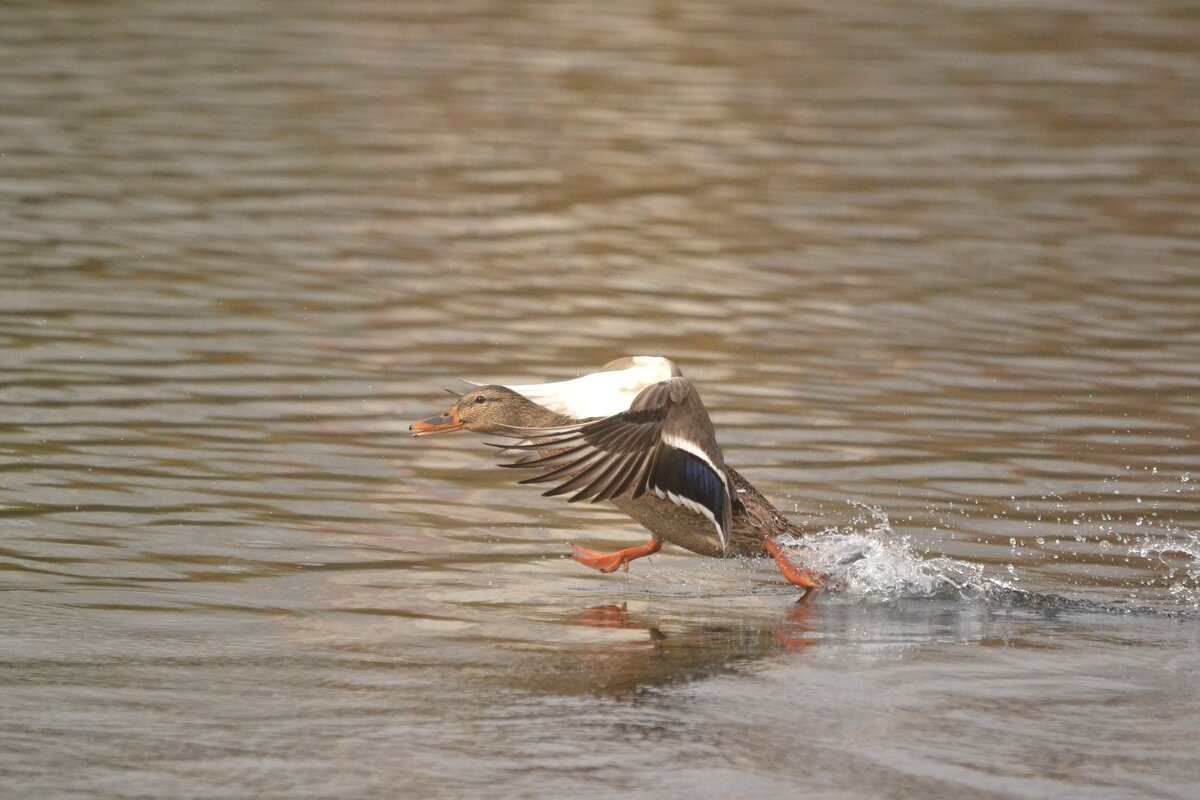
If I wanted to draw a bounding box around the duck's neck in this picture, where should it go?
[506,396,578,429]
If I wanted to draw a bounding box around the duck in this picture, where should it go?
[409,356,829,591]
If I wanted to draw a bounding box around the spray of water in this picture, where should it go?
[1128,527,1200,607]
[778,504,1017,601]
[778,502,1200,613]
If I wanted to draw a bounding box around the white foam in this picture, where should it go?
[776,504,1016,601]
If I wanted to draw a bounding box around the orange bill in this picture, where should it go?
[409,409,465,436]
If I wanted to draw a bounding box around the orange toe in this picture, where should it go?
[764,540,828,591]
[570,545,626,573]
[570,538,662,574]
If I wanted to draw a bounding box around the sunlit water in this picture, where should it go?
[2,1,1199,798]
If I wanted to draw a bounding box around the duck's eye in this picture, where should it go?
[475,395,486,404]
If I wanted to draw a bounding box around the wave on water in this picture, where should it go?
[777,504,1200,616]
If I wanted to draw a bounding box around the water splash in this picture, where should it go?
[1128,526,1200,607]
[778,503,1200,614]
[778,504,1016,601]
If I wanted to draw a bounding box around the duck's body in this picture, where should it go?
[613,467,803,559]
[410,356,826,590]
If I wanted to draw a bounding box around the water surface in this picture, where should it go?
[2,1,1199,798]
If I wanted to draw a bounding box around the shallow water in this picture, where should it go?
[2,1,1199,798]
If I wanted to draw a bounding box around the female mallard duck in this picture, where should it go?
[410,356,828,590]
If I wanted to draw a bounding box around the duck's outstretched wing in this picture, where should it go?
[497,376,733,550]
[501,355,681,420]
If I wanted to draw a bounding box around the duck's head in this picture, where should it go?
[409,385,556,436]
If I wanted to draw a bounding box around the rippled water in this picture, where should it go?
[2,1,1199,798]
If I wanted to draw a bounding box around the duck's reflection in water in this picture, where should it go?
[577,596,819,653]
[503,593,1102,697]
[576,603,666,640]
[509,596,824,697]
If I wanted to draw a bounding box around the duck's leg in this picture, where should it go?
[570,537,662,574]
[763,540,828,591]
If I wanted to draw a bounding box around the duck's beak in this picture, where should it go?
[409,409,466,436]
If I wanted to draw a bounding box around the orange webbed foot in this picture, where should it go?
[764,539,829,592]
[570,538,663,574]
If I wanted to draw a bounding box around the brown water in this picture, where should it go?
[2,1,1199,798]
